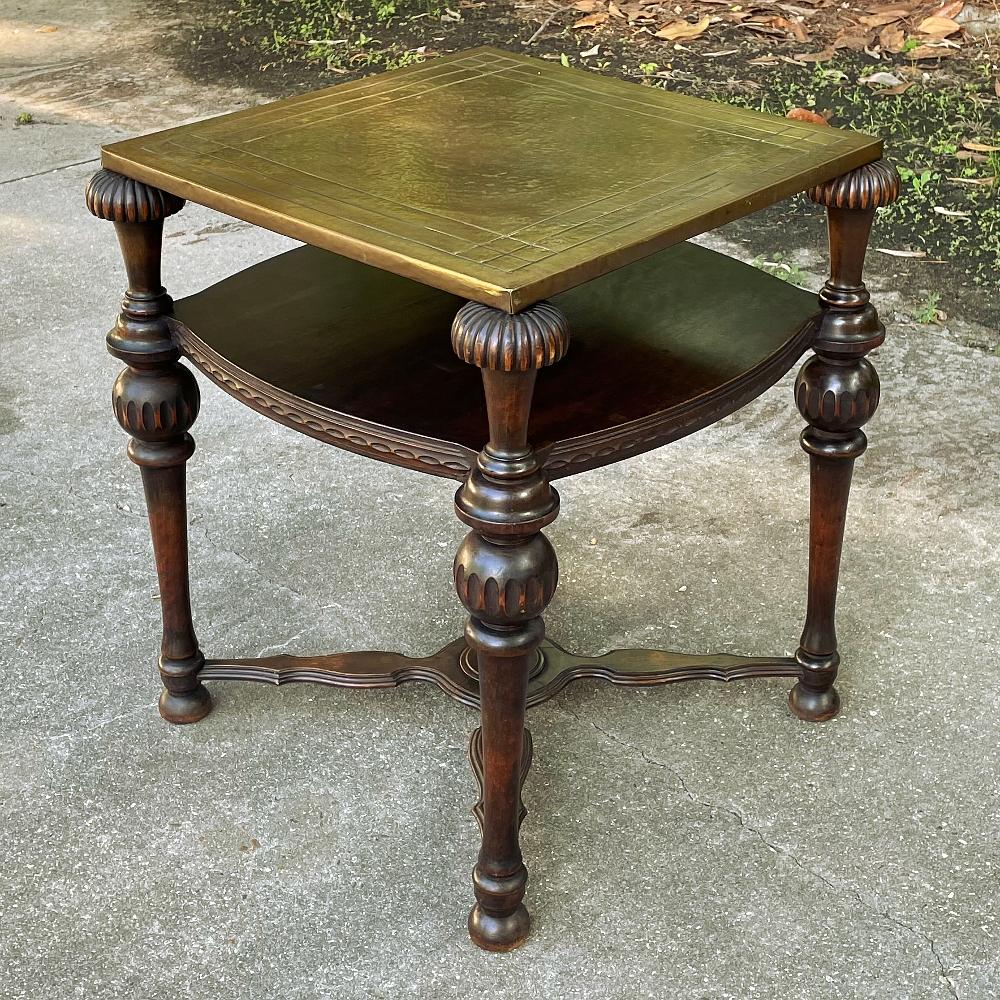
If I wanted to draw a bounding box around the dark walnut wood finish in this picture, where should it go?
[86,169,212,725]
[790,160,901,721]
[88,51,899,952]
[199,639,800,707]
[451,299,567,950]
[166,240,821,480]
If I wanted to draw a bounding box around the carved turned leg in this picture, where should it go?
[86,169,212,725]
[451,300,569,950]
[789,161,900,722]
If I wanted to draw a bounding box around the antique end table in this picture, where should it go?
[87,47,899,951]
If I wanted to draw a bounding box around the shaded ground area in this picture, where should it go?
[176,0,999,331]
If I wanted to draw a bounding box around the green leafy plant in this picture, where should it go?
[751,252,810,287]
[898,167,938,196]
[914,292,942,324]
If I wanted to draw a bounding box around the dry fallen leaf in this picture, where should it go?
[860,71,905,87]
[962,140,1000,152]
[948,175,995,186]
[772,16,810,41]
[572,0,604,10]
[608,2,625,18]
[906,44,955,58]
[880,23,906,52]
[876,248,928,258]
[573,12,609,28]
[743,18,788,38]
[787,107,828,124]
[862,5,911,17]
[878,82,915,96]
[35,24,59,32]
[931,1,965,18]
[833,32,872,51]
[655,15,711,41]
[933,206,971,218]
[917,15,962,36]
[795,49,836,62]
[860,12,906,27]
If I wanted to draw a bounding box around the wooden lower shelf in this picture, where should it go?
[171,240,818,479]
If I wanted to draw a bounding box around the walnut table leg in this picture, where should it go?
[790,161,900,722]
[451,300,568,950]
[86,169,212,725]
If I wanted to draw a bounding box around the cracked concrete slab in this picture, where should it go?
[2,4,999,999]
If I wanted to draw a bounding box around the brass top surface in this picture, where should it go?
[102,46,881,312]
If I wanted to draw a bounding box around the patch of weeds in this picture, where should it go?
[15,112,34,125]
[751,252,810,287]
[898,166,938,197]
[914,291,942,324]
[223,0,442,73]
[717,67,1000,293]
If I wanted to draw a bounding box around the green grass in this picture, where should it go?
[715,62,999,288]
[225,0,442,72]
[751,252,811,288]
[914,291,942,323]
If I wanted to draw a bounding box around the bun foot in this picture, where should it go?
[159,684,213,725]
[468,903,530,952]
[788,681,840,723]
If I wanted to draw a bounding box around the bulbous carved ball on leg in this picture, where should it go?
[794,355,880,438]
[454,532,558,629]
[112,363,201,463]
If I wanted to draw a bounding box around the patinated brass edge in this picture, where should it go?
[506,143,883,312]
[102,140,880,315]
[98,150,519,312]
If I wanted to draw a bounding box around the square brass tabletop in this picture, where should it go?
[102,47,881,312]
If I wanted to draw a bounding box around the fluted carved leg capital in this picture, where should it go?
[451,300,567,951]
[791,162,897,721]
[807,158,901,213]
[88,170,210,725]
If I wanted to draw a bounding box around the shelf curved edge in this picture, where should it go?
[171,319,478,479]
[170,241,819,481]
